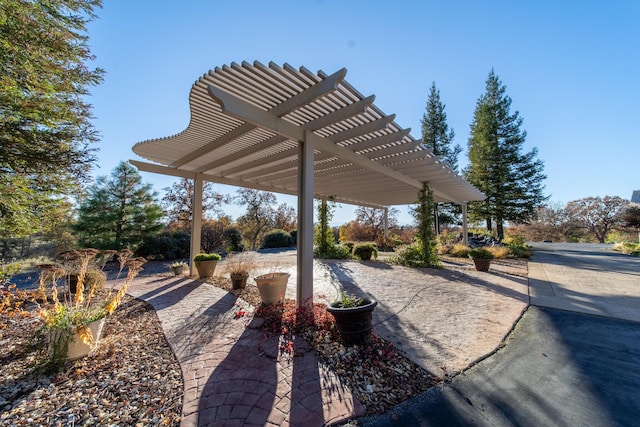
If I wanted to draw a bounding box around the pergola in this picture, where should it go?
[131,61,485,306]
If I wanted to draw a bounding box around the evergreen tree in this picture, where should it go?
[0,0,104,237]
[421,82,463,230]
[412,182,440,267]
[465,69,547,239]
[421,82,461,170]
[74,162,163,250]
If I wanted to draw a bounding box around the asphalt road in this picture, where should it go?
[361,243,640,427]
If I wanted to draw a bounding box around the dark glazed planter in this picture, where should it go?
[327,299,377,346]
[67,274,79,294]
[472,258,491,272]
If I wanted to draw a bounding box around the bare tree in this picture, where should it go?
[235,189,277,250]
[201,217,232,253]
[161,178,226,230]
[273,203,297,231]
[343,206,399,244]
[522,202,578,242]
[565,196,629,243]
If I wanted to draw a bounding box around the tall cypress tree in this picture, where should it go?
[421,82,462,229]
[421,82,462,171]
[465,70,547,239]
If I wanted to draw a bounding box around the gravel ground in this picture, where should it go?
[0,293,183,426]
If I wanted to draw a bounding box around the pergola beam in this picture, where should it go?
[208,86,425,191]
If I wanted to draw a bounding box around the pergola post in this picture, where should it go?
[462,202,468,246]
[190,174,203,276]
[297,130,314,307]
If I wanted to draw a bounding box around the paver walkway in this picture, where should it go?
[127,276,364,426]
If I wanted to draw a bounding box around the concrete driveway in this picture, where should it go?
[361,243,640,426]
[528,242,640,322]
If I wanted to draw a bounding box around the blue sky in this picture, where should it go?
[87,0,639,225]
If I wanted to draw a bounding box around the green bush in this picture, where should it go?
[503,234,527,248]
[262,229,293,249]
[314,243,352,259]
[353,243,378,261]
[194,253,221,262]
[342,241,355,252]
[390,244,440,268]
[469,247,494,259]
[223,227,245,252]
[289,230,297,245]
[136,230,190,260]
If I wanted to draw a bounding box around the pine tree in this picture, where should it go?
[74,162,163,250]
[0,0,104,237]
[465,70,547,240]
[421,82,463,229]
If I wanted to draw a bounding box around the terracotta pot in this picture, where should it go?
[49,317,106,360]
[472,258,491,272]
[230,272,249,289]
[327,299,377,346]
[254,272,289,305]
[195,260,218,278]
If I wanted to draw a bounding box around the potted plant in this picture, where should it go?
[469,247,494,272]
[37,249,147,362]
[224,252,256,290]
[170,261,187,276]
[254,271,290,305]
[193,253,221,278]
[326,291,377,346]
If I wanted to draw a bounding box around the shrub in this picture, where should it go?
[468,247,494,259]
[613,242,640,256]
[449,244,471,258]
[136,230,190,260]
[194,253,221,262]
[503,234,527,248]
[314,243,352,259]
[289,230,297,245]
[262,229,293,249]
[353,243,378,261]
[487,246,510,259]
[390,244,440,268]
[436,230,460,252]
[509,246,532,259]
[223,227,245,252]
